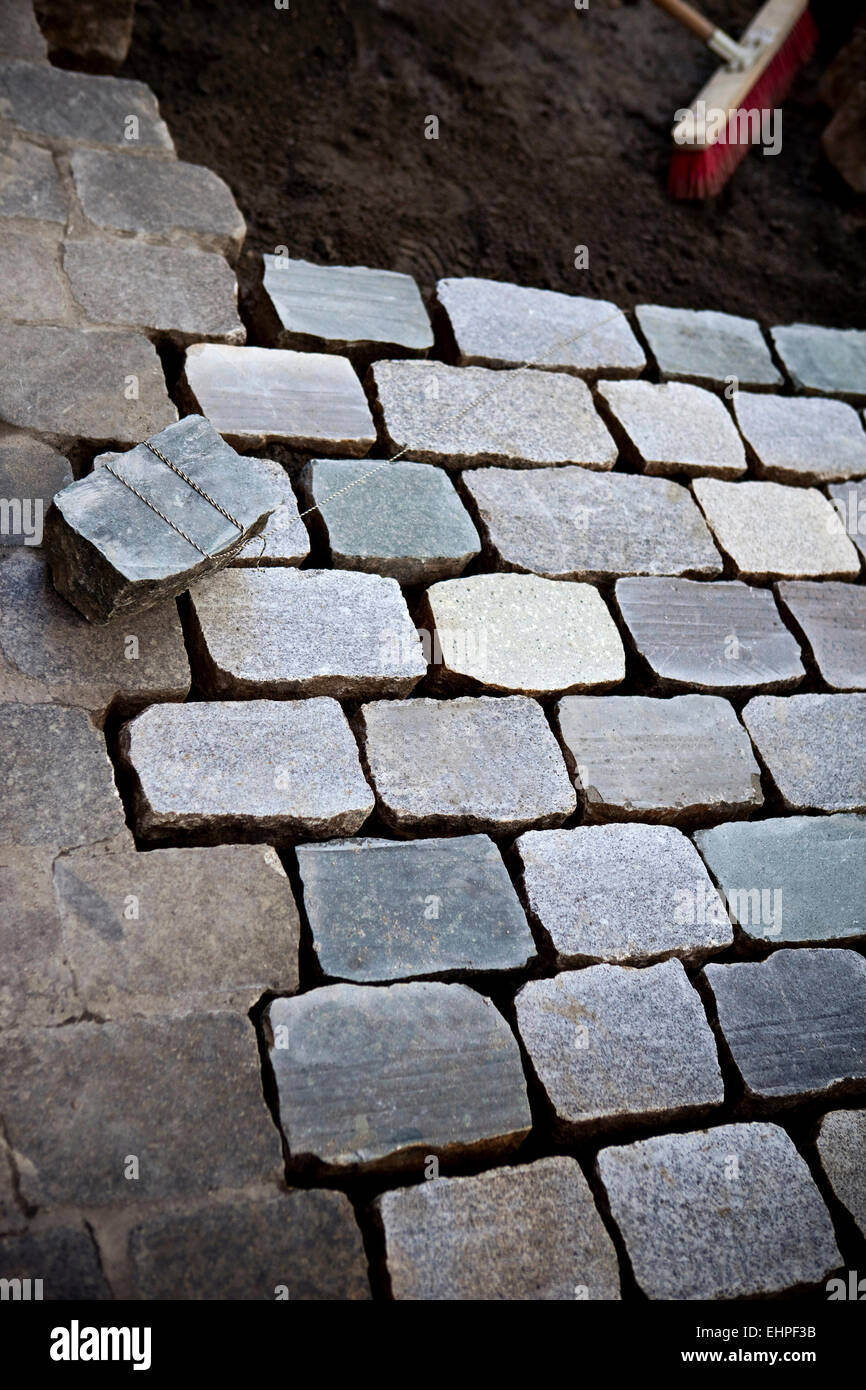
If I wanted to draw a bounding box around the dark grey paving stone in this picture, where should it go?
[733,392,866,484]
[0,428,72,547]
[462,466,722,580]
[828,482,866,564]
[129,1190,370,1300]
[295,834,535,982]
[0,1225,111,1300]
[635,305,782,389]
[555,694,763,824]
[0,1011,282,1207]
[614,577,805,694]
[266,982,531,1174]
[597,1123,841,1299]
[298,457,480,585]
[775,581,866,691]
[597,379,746,477]
[375,1156,621,1300]
[742,693,866,812]
[515,959,724,1135]
[693,478,861,581]
[0,845,78,1029]
[703,949,866,1103]
[0,223,65,321]
[357,695,576,835]
[815,1109,866,1239]
[771,323,866,402]
[119,698,374,843]
[0,59,173,150]
[46,414,281,623]
[0,136,66,222]
[515,824,733,966]
[694,815,866,946]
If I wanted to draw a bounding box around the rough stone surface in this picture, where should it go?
[259,255,432,360]
[733,391,866,484]
[597,379,747,478]
[70,150,245,260]
[0,845,77,1029]
[742,693,866,812]
[64,239,245,345]
[0,428,71,545]
[0,135,66,221]
[183,342,376,453]
[694,815,866,946]
[357,695,576,835]
[299,457,480,585]
[129,1190,371,1300]
[463,466,722,580]
[368,359,618,470]
[0,548,190,721]
[703,949,866,1103]
[515,959,724,1134]
[0,223,65,321]
[0,1137,25,1234]
[635,305,782,389]
[0,702,131,851]
[614,577,805,694]
[828,480,866,564]
[771,323,866,401]
[693,478,861,581]
[54,843,300,1016]
[231,457,309,566]
[266,981,531,1173]
[0,1011,281,1207]
[436,277,645,379]
[815,1109,866,1239]
[46,414,281,623]
[0,0,48,61]
[296,834,535,981]
[516,824,733,966]
[775,581,866,691]
[597,1123,841,1299]
[0,1225,111,1300]
[0,323,177,449]
[187,566,425,699]
[556,694,763,824]
[419,572,625,695]
[119,697,374,842]
[0,59,173,150]
[376,1156,621,1300]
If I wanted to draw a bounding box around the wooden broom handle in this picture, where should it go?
[651,0,716,44]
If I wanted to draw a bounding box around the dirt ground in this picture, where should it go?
[122,0,866,329]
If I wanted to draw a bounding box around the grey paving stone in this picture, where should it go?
[183,343,376,453]
[0,224,65,321]
[635,304,781,389]
[0,59,173,150]
[771,323,866,402]
[815,1109,866,1239]
[295,834,535,982]
[0,1137,25,1235]
[597,1123,841,1299]
[0,1011,281,1207]
[266,981,531,1173]
[0,845,78,1029]
[742,693,866,812]
[693,478,861,580]
[703,949,866,1103]
[0,702,132,851]
[119,698,374,842]
[435,277,644,379]
[0,548,189,722]
[418,572,625,695]
[259,255,432,361]
[0,427,71,546]
[46,414,280,623]
[187,566,424,699]
[775,581,866,691]
[828,481,866,564]
[555,694,763,824]
[462,466,722,580]
[515,824,733,966]
[357,695,576,835]
[0,136,66,221]
[54,843,300,1016]
[597,379,747,478]
[368,359,618,470]
[129,1190,370,1300]
[0,323,177,450]
[733,392,866,484]
[230,457,309,566]
[70,150,245,260]
[0,0,49,61]
[63,239,245,345]
[298,457,480,585]
[694,815,866,946]
[614,577,805,694]
[0,1225,110,1300]
[376,1156,621,1301]
[515,959,723,1134]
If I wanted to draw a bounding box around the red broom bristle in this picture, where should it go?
[668,8,818,199]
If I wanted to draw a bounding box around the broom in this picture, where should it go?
[651,0,818,198]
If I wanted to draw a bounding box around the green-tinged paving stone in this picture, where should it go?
[775,581,866,691]
[771,323,866,401]
[635,305,782,389]
[742,693,866,812]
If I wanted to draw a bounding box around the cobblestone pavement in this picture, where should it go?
[0,2,864,1302]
